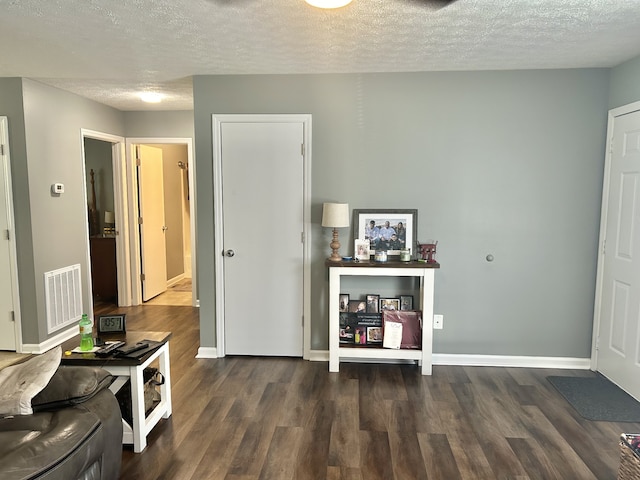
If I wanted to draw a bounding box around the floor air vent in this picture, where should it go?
[45,264,83,334]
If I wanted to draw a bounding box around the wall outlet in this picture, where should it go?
[433,314,444,329]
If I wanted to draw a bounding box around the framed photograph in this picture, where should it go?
[380,298,401,311]
[348,300,367,313]
[353,209,418,258]
[339,294,350,312]
[354,238,370,261]
[366,294,380,313]
[400,295,413,311]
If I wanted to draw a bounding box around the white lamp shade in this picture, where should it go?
[322,203,350,228]
[104,211,115,224]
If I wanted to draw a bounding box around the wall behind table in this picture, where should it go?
[194,69,609,358]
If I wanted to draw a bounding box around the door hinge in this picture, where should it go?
[595,335,600,351]
[4,229,9,240]
[140,273,146,281]
[10,311,15,322]
[301,143,304,156]
[138,217,143,225]
[135,145,141,164]
[602,238,606,255]
[0,144,4,156]
[301,232,305,243]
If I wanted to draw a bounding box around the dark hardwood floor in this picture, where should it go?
[98,304,636,479]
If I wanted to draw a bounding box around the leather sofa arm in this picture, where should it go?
[32,366,114,411]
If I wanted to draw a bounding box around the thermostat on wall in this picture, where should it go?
[51,183,64,195]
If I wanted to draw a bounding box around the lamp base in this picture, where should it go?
[328,228,342,262]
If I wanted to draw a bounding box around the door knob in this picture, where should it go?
[224,249,235,257]
[162,226,168,232]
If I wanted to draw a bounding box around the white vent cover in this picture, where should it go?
[45,264,83,334]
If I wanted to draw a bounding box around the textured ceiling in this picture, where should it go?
[1,0,640,111]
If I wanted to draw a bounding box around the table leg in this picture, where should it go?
[129,366,146,453]
[158,343,172,418]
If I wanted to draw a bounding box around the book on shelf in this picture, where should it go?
[382,310,422,349]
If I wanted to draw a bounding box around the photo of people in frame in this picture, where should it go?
[339,294,350,312]
[366,294,380,313]
[355,209,417,258]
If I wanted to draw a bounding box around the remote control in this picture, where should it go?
[115,342,150,356]
[95,341,125,357]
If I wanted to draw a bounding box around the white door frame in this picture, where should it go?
[212,114,312,359]
[591,99,640,370]
[125,138,197,306]
[80,129,130,309]
[0,117,23,352]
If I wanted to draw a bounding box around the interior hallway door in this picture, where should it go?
[596,105,640,400]
[138,145,168,301]
[218,120,304,356]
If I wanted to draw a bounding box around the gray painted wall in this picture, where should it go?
[0,78,37,341]
[609,55,640,110]
[123,111,194,139]
[194,69,610,358]
[12,79,124,343]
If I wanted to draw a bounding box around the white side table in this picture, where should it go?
[327,261,439,375]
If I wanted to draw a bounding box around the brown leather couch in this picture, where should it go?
[0,366,122,480]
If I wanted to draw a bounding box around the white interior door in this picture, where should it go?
[219,120,304,356]
[596,105,640,400]
[0,117,17,350]
[138,145,168,302]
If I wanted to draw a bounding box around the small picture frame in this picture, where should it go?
[339,294,350,312]
[349,300,367,313]
[400,295,414,311]
[354,239,370,261]
[366,294,380,313]
[380,298,401,311]
[367,326,383,343]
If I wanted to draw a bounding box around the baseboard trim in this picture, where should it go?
[432,353,591,369]
[196,346,218,359]
[308,350,591,370]
[22,325,78,354]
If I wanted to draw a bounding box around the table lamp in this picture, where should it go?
[104,211,115,235]
[322,202,350,262]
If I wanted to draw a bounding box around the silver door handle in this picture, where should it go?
[224,249,235,257]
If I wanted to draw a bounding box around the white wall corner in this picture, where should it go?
[196,346,218,359]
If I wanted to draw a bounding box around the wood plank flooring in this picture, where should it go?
[99,304,638,480]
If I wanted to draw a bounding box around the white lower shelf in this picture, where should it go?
[338,347,422,361]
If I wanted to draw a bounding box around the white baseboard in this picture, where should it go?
[308,350,591,370]
[21,325,78,354]
[196,346,217,359]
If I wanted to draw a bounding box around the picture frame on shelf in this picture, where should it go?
[400,295,413,311]
[354,238,370,261]
[380,297,401,311]
[348,300,367,313]
[339,294,350,312]
[353,209,418,259]
[366,294,380,313]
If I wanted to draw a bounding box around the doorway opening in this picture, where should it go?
[81,132,197,313]
[126,139,197,308]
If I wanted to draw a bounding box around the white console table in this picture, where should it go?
[327,260,439,375]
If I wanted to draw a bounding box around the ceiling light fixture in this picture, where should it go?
[139,92,163,103]
[304,0,352,8]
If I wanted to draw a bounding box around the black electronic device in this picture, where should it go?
[115,342,150,357]
[96,314,126,335]
[95,341,125,357]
